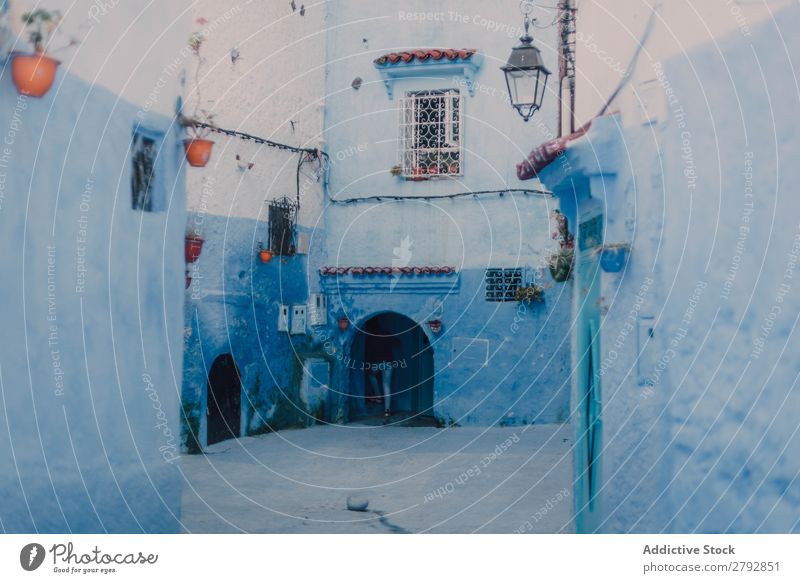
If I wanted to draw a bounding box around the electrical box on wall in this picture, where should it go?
[291,305,307,335]
[308,293,327,326]
[278,305,289,332]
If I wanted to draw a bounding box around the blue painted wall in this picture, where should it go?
[317,0,571,426]
[656,10,800,533]
[0,68,185,532]
[318,266,572,425]
[182,213,327,449]
[181,0,571,443]
[535,6,800,533]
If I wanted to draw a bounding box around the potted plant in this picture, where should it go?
[549,248,574,282]
[600,242,631,273]
[337,316,350,332]
[257,242,273,264]
[515,284,545,304]
[11,10,67,97]
[185,227,204,263]
[548,209,575,282]
[390,165,402,177]
[407,166,428,181]
[180,31,216,167]
[427,319,443,334]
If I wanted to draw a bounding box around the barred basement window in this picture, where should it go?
[268,197,297,256]
[399,89,462,178]
[485,268,523,302]
[131,128,162,212]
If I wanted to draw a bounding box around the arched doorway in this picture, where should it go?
[349,312,435,423]
[206,354,241,445]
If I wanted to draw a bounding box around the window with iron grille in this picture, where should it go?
[131,128,162,212]
[268,197,297,256]
[485,268,523,302]
[399,89,462,178]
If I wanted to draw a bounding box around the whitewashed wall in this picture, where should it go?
[0,0,190,532]
[183,0,326,226]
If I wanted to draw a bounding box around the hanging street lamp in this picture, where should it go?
[501,1,552,122]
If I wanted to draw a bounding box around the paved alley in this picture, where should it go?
[181,423,573,533]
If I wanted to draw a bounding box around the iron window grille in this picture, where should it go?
[485,268,523,302]
[268,197,298,256]
[131,128,162,212]
[399,89,463,178]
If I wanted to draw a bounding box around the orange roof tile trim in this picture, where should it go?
[374,49,477,66]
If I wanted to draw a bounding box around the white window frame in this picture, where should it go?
[398,89,463,179]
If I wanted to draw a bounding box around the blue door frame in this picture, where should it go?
[573,207,604,533]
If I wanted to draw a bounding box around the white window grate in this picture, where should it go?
[399,89,463,178]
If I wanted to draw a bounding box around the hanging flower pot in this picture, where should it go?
[10,52,60,97]
[183,138,214,167]
[259,249,273,263]
[600,243,631,273]
[185,235,204,263]
[549,248,574,282]
[338,317,350,332]
[257,242,273,264]
[427,319,442,334]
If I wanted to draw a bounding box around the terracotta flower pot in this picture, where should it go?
[428,320,442,334]
[185,236,204,263]
[10,52,60,97]
[259,249,273,263]
[338,317,350,332]
[407,167,428,181]
[183,138,214,167]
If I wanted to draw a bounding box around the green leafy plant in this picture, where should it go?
[515,284,545,304]
[22,9,63,52]
[549,248,574,282]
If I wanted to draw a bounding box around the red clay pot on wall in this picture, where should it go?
[427,319,442,334]
[10,52,60,97]
[183,138,214,167]
[259,249,273,263]
[185,236,204,263]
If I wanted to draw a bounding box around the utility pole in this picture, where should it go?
[557,0,577,136]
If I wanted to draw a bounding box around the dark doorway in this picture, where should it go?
[207,354,241,445]
[349,313,435,423]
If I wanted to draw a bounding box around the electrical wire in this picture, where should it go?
[193,121,323,156]
[329,188,552,204]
